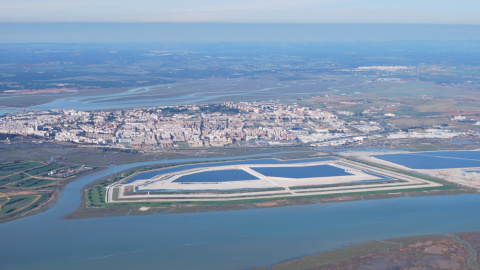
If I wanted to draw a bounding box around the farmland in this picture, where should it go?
[0,160,94,222]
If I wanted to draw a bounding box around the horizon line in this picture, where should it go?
[3,22,480,26]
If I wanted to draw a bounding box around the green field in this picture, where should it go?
[0,159,96,222]
[0,173,28,186]
[0,161,42,176]
[0,162,64,187]
[0,194,49,218]
[0,197,7,207]
[10,178,55,188]
[0,162,65,188]
[87,185,107,207]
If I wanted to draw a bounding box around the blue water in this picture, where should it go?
[27,82,340,112]
[1,193,480,270]
[414,151,480,160]
[252,165,352,178]
[374,151,480,169]
[126,157,335,183]
[0,109,22,115]
[1,153,480,270]
[173,169,258,183]
[317,147,403,153]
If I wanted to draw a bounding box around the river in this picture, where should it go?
[1,154,480,270]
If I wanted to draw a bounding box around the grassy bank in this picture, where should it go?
[68,155,468,219]
[0,159,99,223]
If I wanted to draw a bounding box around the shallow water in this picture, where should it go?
[1,153,480,270]
[251,164,352,178]
[2,193,480,270]
[374,150,480,169]
[125,157,334,183]
[173,169,259,182]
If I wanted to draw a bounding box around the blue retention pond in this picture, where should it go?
[125,157,336,184]
[252,165,353,178]
[373,151,480,169]
[173,169,259,183]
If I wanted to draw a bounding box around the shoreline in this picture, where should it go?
[65,154,474,219]
[65,188,475,220]
[265,231,480,270]
[3,148,478,222]
[64,152,478,219]
[0,166,103,223]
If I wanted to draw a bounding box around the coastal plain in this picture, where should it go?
[1,42,480,270]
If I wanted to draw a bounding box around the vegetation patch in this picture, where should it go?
[0,158,98,223]
[0,194,49,219]
[10,178,56,188]
[0,161,43,176]
[0,197,7,208]
[86,184,108,207]
[272,233,479,270]
[24,164,63,175]
[0,173,29,186]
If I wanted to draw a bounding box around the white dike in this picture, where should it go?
[105,159,442,203]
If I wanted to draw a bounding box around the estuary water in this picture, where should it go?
[1,154,480,270]
[125,157,336,183]
[374,150,480,169]
[28,82,324,112]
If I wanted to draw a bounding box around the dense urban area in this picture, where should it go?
[1,100,478,149]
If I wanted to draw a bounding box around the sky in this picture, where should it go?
[1,0,480,24]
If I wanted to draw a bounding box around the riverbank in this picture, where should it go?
[0,163,102,223]
[4,190,480,270]
[0,143,315,223]
[66,188,472,219]
[65,154,472,219]
[266,231,480,270]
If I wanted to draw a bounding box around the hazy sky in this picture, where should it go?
[2,0,480,24]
